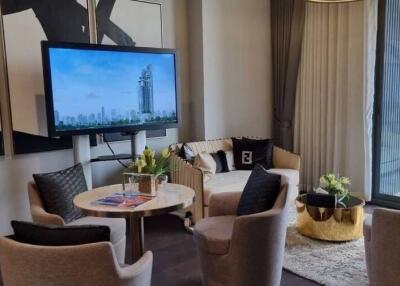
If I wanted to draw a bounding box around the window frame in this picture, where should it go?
[372,0,400,208]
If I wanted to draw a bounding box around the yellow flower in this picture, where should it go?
[161,148,170,158]
[143,146,154,157]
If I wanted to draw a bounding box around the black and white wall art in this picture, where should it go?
[0,0,166,154]
[1,0,91,154]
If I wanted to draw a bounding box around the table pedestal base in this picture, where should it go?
[125,216,144,264]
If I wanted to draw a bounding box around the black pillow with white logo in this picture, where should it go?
[231,137,273,170]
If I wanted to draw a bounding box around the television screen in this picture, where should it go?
[42,41,180,137]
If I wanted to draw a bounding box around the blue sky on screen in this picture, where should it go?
[49,48,177,117]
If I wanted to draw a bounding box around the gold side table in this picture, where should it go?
[296,194,365,242]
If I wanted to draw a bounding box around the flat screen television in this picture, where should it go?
[41,41,181,137]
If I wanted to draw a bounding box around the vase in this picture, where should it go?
[122,172,157,196]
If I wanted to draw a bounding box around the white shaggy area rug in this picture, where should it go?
[283,207,368,286]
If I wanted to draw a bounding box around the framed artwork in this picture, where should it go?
[96,0,166,141]
[1,0,95,154]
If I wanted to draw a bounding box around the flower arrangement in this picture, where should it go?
[127,146,171,179]
[319,173,351,200]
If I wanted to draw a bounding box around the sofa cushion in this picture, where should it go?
[237,165,281,216]
[178,143,195,161]
[67,216,126,245]
[232,138,273,170]
[225,150,236,171]
[210,153,223,173]
[194,152,217,181]
[217,150,229,172]
[186,139,233,156]
[11,220,110,246]
[33,164,87,223]
[193,215,236,255]
[204,171,252,205]
[203,169,299,206]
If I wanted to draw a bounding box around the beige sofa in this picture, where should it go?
[169,138,300,223]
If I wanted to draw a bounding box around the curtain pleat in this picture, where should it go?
[271,0,305,151]
[294,1,369,195]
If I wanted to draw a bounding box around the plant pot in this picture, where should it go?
[138,179,158,194]
[122,172,157,196]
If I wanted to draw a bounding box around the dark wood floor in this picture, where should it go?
[144,214,320,286]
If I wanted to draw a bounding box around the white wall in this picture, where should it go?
[0,0,189,235]
[190,0,273,140]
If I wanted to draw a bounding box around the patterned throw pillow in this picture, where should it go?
[237,164,281,216]
[178,143,195,161]
[33,164,87,223]
[231,137,273,170]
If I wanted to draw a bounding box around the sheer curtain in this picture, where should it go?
[294,0,377,199]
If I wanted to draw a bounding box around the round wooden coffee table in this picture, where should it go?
[74,183,194,264]
[295,194,365,242]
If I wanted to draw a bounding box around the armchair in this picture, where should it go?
[27,182,126,264]
[364,208,400,286]
[193,184,290,286]
[0,237,152,286]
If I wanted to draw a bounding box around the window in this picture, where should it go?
[373,0,400,206]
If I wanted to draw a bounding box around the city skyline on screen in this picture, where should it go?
[48,47,178,130]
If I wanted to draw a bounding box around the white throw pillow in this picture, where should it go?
[225,150,236,171]
[194,152,216,181]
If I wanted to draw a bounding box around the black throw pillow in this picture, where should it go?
[231,137,273,170]
[178,143,195,161]
[210,153,223,173]
[217,150,229,172]
[33,164,87,223]
[11,221,110,246]
[237,164,281,216]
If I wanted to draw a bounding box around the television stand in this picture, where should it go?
[90,154,135,163]
[92,130,146,163]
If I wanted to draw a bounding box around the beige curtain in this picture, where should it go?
[294,1,377,199]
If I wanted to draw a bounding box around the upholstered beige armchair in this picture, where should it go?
[27,182,126,264]
[193,184,290,286]
[364,208,400,286]
[0,237,152,286]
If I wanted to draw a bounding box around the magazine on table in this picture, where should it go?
[93,192,154,208]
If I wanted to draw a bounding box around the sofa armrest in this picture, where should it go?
[31,205,65,226]
[273,146,300,170]
[28,182,65,226]
[169,153,204,223]
[208,192,242,217]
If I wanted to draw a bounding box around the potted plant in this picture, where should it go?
[125,146,170,194]
[317,173,351,204]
